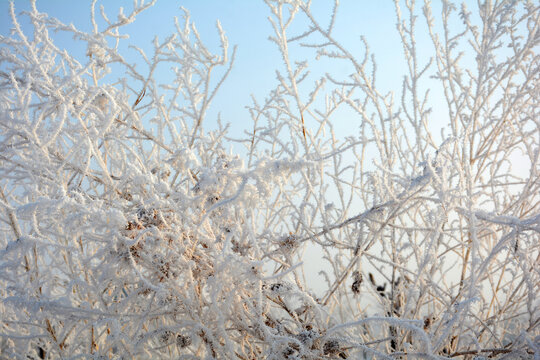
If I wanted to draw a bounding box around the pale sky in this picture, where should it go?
[1,0,421,143]
[1,1,529,181]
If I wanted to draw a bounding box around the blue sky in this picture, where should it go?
[1,0,421,143]
[2,1,528,174]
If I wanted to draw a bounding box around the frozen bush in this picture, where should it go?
[0,0,538,358]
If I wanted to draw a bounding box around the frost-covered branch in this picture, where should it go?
[0,0,538,358]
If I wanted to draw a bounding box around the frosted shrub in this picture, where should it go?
[0,0,538,359]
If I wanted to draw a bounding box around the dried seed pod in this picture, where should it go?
[323,339,340,355]
[176,334,192,348]
[376,284,386,297]
[279,233,298,250]
[351,270,362,294]
[423,315,433,330]
[323,339,348,358]
[159,330,173,344]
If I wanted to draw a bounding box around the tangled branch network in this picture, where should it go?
[0,0,538,358]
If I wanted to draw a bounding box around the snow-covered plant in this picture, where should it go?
[0,0,538,359]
